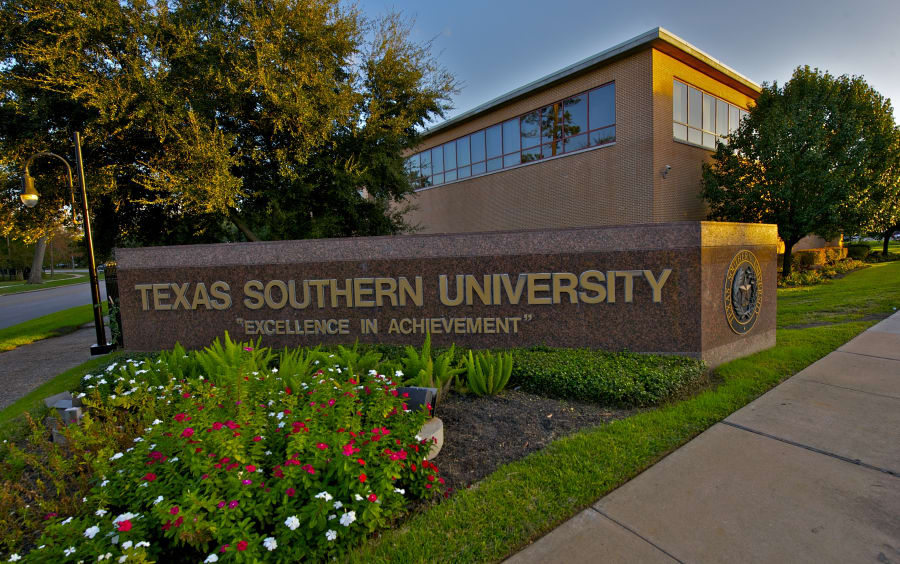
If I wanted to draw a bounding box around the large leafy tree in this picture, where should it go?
[0,0,454,265]
[701,66,899,276]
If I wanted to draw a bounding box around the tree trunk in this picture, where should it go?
[883,227,896,256]
[228,210,261,242]
[27,236,48,285]
[50,236,55,278]
[782,239,799,278]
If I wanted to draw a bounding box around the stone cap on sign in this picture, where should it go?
[116,222,777,269]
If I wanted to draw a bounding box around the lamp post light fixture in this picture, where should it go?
[21,132,114,355]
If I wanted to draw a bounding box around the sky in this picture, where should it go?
[360,0,900,125]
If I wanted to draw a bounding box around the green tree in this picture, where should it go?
[701,66,899,276]
[0,0,454,257]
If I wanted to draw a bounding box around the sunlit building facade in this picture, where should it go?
[403,28,761,233]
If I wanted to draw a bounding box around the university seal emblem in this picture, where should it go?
[724,250,762,334]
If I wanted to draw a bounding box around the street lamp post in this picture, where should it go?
[21,131,114,355]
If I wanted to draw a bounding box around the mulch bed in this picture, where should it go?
[431,388,635,495]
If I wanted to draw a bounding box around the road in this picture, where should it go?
[0,282,107,329]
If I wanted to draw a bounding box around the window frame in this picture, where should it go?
[673,78,748,150]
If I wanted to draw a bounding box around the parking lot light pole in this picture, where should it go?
[21,132,114,355]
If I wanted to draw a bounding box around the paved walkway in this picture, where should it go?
[507,313,900,564]
[0,323,111,410]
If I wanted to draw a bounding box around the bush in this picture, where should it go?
[4,335,441,562]
[846,243,871,260]
[509,349,704,407]
[794,249,826,268]
[780,269,825,287]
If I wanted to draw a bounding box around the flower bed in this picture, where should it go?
[4,337,441,562]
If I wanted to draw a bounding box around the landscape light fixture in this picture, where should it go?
[20,132,114,355]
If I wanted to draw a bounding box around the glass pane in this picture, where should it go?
[458,165,471,178]
[565,133,588,153]
[688,87,702,129]
[542,141,561,158]
[444,169,457,182]
[404,155,419,176]
[688,127,702,145]
[431,145,443,173]
[456,136,470,166]
[716,100,728,135]
[740,109,749,124]
[702,93,715,132]
[419,150,432,177]
[541,104,559,144]
[521,146,541,163]
[443,141,456,170]
[702,132,715,149]
[589,83,615,129]
[503,153,519,167]
[521,110,540,148]
[486,124,502,158]
[470,130,486,163]
[433,173,444,185]
[502,118,520,154]
[729,105,739,133]
[716,136,727,146]
[562,95,588,138]
[673,123,687,141]
[591,125,615,146]
[486,157,502,172]
[673,81,687,123]
[471,161,486,175]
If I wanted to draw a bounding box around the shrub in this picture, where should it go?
[794,249,826,268]
[846,243,871,260]
[6,336,441,562]
[461,351,513,396]
[509,349,704,407]
[780,269,825,287]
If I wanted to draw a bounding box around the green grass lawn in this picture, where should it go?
[0,272,103,296]
[0,302,107,352]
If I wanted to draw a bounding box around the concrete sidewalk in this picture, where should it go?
[507,313,900,564]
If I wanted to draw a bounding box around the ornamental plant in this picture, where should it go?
[13,336,442,562]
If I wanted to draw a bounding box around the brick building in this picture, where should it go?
[402,27,760,234]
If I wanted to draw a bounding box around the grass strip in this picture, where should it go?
[0,273,93,296]
[346,322,872,563]
[0,302,107,352]
[777,260,900,327]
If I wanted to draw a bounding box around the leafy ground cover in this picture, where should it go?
[0,303,106,352]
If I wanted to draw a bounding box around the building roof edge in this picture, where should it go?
[422,27,761,139]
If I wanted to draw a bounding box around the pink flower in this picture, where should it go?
[243,347,253,352]
[327,398,336,407]
[181,428,194,438]
[211,422,223,430]
[242,479,252,486]
[217,501,226,509]
[174,413,187,422]
[237,540,248,551]
[228,500,239,509]
[368,493,377,502]
[252,436,262,442]
[245,465,257,473]
[315,443,328,450]
[118,520,132,532]
[143,472,157,482]
[170,506,180,515]
[286,487,295,497]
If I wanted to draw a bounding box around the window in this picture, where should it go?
[673,79,747,149]
[407,82,615,189]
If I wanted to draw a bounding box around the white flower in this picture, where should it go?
[77,392,86,399]
[333,500,343,509]
[276,412,284,420]
[395,370,403,378]
[113,512,136,524]
[135,541,150,548]
[271,368,278,373]
[277,421,285,428]
[84,374,93,380]
[133,437,143,443]
[109,452,123,461]
[262,537,277,551]
[354,494,363,501]
[284,515,300,530]
[8,554,21,562]
[169,457,179,463]
[118,556,127,563]
[152,419,162,425]
[328,514,336,520]
[314,491,333,502]
[84,525,100,539]
[121,540,133,550]
[64,547,76,556]
[265,450,273,456]
[339,511,356,527]
[394,488,405,495]
[368,369,377,376]
[110,535,119,545]
[204,554,218,563]
[325,529,337,541]
[139,482,148,488]
[95,508,107,517]
[98,553,113,561]
[61,517,73,525]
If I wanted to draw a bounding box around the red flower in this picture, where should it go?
[170,506,180,515]
[212,422,223,430]
[174,413,187,422]
[286,487,295,497]
[174,516,183,527]
[315,442,328,450]
[143,472,157,482]
[182,392,191,398]
[252,436,262,442]
[285,387,292,395]
[237,541,248,551]
[427,475,435,482]
[246,464,256,473]
[357,458,366,466]
[368,493,377,502]
[117,520,132,532]
[359,473,367,483]
[181,428,194,438]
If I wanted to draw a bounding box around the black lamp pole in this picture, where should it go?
[21,131,114,355]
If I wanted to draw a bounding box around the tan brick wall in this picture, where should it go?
[650,49,757,223]
[405,50,655,233]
